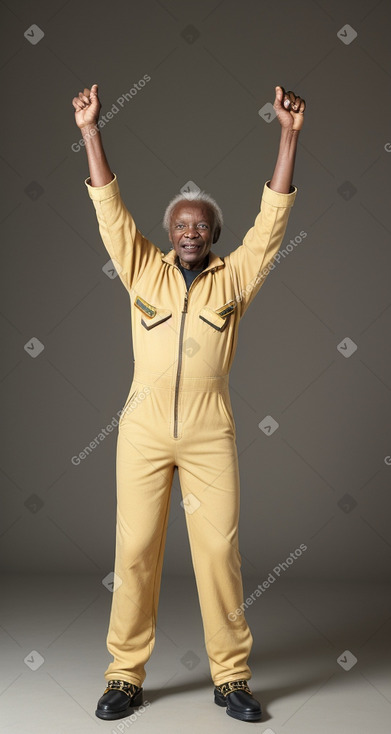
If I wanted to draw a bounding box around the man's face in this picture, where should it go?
[169,200,219,270]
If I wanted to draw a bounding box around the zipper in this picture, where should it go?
[173,289,188,438]
[173,267,206,439]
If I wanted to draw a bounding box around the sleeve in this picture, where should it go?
[224,180,297,318]
[84,173,163,293]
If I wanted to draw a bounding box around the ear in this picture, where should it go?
[213,226,221,244]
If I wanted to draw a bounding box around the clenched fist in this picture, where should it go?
[72,84,101,129]
[273,85,306,132]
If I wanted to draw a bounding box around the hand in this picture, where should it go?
[273,85,306,132]
[72,84,101,129]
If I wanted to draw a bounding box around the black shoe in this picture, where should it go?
[214,679,262,722]
[95,679,144,720]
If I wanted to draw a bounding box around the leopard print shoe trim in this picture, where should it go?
[103,679,141,698]
[215,679,252,697]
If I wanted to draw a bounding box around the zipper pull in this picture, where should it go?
[183,292,188,313]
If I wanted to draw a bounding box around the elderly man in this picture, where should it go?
[72,82,305,723]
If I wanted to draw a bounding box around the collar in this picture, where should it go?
[161,248,225,274]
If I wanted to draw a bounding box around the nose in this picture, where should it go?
[184,226,199,239]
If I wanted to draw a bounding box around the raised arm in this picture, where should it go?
[72,84,114,187]
[269,85,306,194]
[71,84,162,292]
[225,85,306,318]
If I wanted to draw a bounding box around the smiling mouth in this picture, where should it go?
[182,244,200,249]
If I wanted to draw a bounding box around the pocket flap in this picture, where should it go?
[199,300,236,331]
[134,295,172,330]
[141,309,172,330]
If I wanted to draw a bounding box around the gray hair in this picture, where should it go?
[162,190,223,234]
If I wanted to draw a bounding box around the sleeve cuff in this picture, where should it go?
[262,180,297,208]
[84,172,119,201]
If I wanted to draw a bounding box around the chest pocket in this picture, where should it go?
[199,300,237,332]
[134,295,172,330]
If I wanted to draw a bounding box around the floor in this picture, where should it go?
[1,574,390,733]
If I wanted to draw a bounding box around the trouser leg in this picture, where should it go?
[176,389,253,686]
[104,397,175,688]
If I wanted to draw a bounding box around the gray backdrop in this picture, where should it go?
[1,0,390,580]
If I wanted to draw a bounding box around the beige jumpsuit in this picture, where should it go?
[85,173,297,688]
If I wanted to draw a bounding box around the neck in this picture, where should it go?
[177,253,209,271]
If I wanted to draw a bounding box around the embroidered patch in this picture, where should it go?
[134,296,156,318]
[215,300,236,317]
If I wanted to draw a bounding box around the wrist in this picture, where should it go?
[80,121,99,131]
[278,126,300,154]
[80,123,100,143]
[280,126,300,137]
